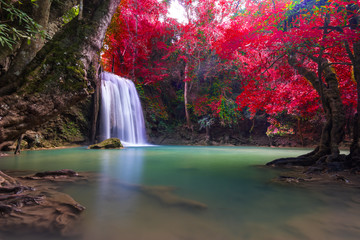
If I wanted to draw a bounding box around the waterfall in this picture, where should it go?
[99,72,148,146]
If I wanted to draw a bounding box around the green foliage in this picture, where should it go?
[217,98,242,127]
[135,83,145,99]
[157,120,176,133]
[63,5,79,24]
[61,121,81,140]
[0,0,43,49]
[143,92,169,122]
[198,116,214,130]
[266,116,295,137]
[176,89,184,102]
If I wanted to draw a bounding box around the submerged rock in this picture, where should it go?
[22,169,86,182]
[88,138,123,149]
[120,182,208,210]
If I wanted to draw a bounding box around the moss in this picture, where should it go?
[34,98,92,147]
[20,140,28,150]
[60,121,81,140]
[20,46,87,95]
[88,138,123,149]
[19,18,92,95]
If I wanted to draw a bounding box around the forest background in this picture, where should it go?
[0,0,359,153]
[101,0,359,150]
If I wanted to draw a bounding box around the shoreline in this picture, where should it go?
[0,142,349,153]
[0,144,84,157]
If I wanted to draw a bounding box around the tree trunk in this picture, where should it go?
[350,40,360,161]
[14,134,24,155]
[292,55,345,162]
[297,118,304,147]
[79,0,84,20]
[0,0,51,96]
[0,0,121,148]
[0,0,79,96]
[90,72,101,143]
[322,63,345,162]
[131,0,139,80]
[267,54,345,166]
[184,63,191,128]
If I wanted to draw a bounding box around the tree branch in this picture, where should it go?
[296,50,321,63]
[317,26,344,33]
[344,40,355,63]
[325,62,352,67]
[260,53,286,75]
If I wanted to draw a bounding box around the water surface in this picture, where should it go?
[1,146,359,240]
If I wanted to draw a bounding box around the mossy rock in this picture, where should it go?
[88,138,123,149]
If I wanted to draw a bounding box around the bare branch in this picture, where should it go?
[260,53,286,75]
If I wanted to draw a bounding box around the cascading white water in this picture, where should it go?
[99,71,148,146]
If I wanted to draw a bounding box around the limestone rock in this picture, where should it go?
[88,138,123,149]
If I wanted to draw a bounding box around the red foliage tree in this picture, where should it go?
[216,0,359,165]
[163,0,238,128]
[101,0,169,83]
[102,0,240,128]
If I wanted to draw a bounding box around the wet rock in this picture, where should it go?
[278,176,305,183]
[88,138,123,149]
[332,174,350,184]
[34,169,78,178]
[22,169,86,183]
[23,130,44,149]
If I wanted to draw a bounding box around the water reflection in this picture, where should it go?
[98,148,145,182]
[116,148,145,183]
[87,148,146,239]
[2,147,360,240]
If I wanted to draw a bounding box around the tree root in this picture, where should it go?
[0,170,85,237]
[266,157,316,167]
[0,186,34,194]
[266,149,357,174]
[0,171,19,186]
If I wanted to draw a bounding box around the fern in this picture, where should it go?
[0,0,43,49]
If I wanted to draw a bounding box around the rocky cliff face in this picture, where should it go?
[2,97,93,151]
[0,0,121,151]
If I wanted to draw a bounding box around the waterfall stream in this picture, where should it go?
[99,72,148,146]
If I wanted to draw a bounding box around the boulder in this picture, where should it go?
[88,138,123,149]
